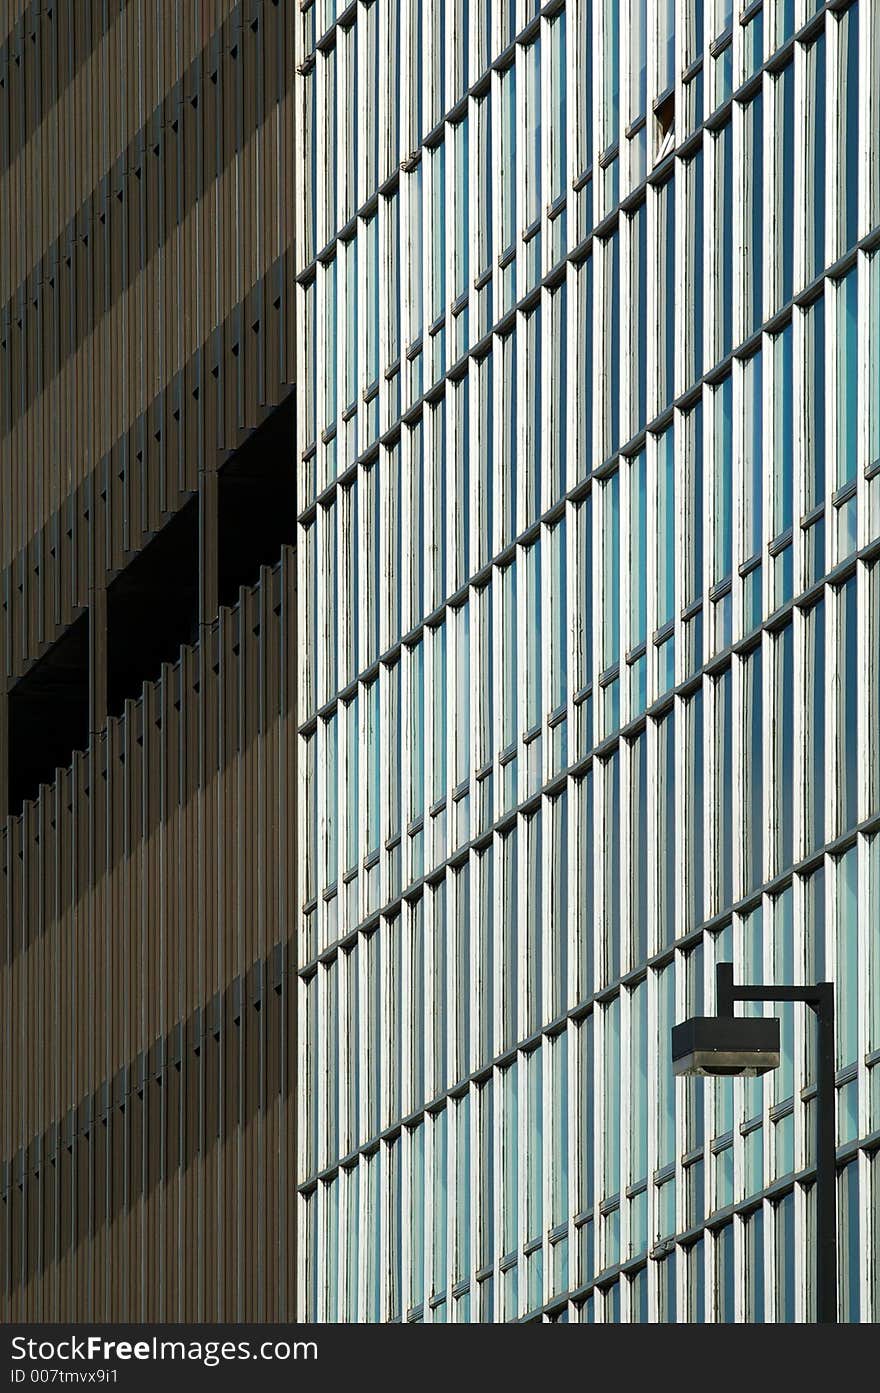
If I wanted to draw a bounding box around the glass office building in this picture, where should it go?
[295,0,880,1321]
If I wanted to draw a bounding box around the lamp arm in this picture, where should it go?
[715,962,832,1013]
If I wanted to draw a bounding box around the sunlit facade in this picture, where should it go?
[295,0,880,1321]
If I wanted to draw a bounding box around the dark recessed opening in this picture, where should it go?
[6,393,296,810]
[107,496,200,718]
[8,613,90,813]
[217,390,296,609]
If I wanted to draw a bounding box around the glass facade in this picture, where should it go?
[296,0,880,1321]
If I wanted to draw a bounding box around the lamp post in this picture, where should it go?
[672,962,837,1324]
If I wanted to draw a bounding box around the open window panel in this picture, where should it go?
[8,612,90,814]
[106,494,200,719]
[217,389,296,609]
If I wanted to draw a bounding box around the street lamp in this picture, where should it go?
[672,962,837,1323]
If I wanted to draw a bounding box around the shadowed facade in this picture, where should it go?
[1,0,300,1321]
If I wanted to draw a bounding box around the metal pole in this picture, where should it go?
[713,964,837,1322]
[813,985,837,1324]
[715,961,734,1017]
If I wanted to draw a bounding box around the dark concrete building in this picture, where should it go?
[1,0,299,1320]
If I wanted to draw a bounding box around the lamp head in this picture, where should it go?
[672,1014,781,1078]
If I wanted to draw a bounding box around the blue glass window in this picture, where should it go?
[387,191,401,369]
[502,1061,518,1254]
[603,471,620,669]
[630,0,647,118]
[431,0,447,127]
[631,203,648,433]
[686,150,704,383]
[871,254,880,468]
[603,995,621,1196]
[325,46,338,235]
[453,117,469,302]
[477,350,494,569]
[716,1222,734,1323]
[630,449,647,647]
[431,142,447,321]
[575,494,594,695]
[841,3,860,253]
[837,269,858,488]
[686,686,705,929]
[777,64,794,307]
[716,120,733,359]
[409,1122,425,1308]
[745,1207,765,1321]
[806,598,826,852]
[578,255,594,475]
[577,1016,595,1216]
[716,666,733,908]
[774,886,795,1103]
[607,231,621,456]
[576,772,595,1003]
[432,1106,448,1294]
[659,0,675,92]
[839,1159,860,1322]
[344,693,360,872]
[550,520,568,711]
[806,34,826,283]
[713,376,733,584]
[744,645,763,893]
[777,623,794,871]
[432,622,447,802]
[477,93,492,272]
[629,982,648,1193]
[656,963,676,1168]
[324,256,338,429]
[501,328,518,545]
[366,679,380,856]
[526,1043,543,1242]
[501,559,518,748]
[431,399,447,607]
[658,708,676,946]
[324,1177,339,1321]
[660,176,676,410]
[324,712,338,887]
[804,295,826,513]
[500,65,516,251]
[454,1093,471,1282]
[550,12,567,203]
[432,881,448,1095]
[551,1031,569,1229]
[526,307,542,518]
[744,92,763,336]
[631,732,648,961]
[576,1,594,177]
[409,162,424,344]
[685,400,704,608]
[409,639,425,822]
[656,426,675,628]
[772,323,793,535]
[743,350,763,557]
[500,827,519,1051]
[478,1078,494,1268]
[523,534,543,729]
[775,1191,795,1323]
[454,602,470,787]
[605,750,621,980]
[839,578,858,832]
[524,37,542,228]
[604,0,620,147]
[550,282,568,504]
[551,792,569,1019]
[455,378,471,589]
